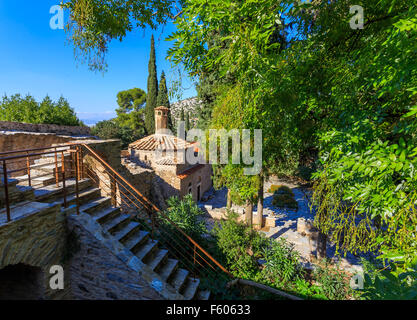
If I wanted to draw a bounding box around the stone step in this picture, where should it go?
[135,238,159,261]
[80,197,112,215]
[33,152,70,164]
[158,258,179,282]
[92,206,121,224]
[58,187,101,207]
[31,174,57,187]
[0,177,19,188]
[103,213,131,233]
[170,268,190,293]
[33,178,92,202]
[197,290,211,300]
[124,230,150,252]
[182,278,200,300]
[146,248,169,272]
[114,221,141,243]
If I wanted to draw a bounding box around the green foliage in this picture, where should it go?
[156,71,173,130]
[261,238,304,284]
[293,279,326,300]
[313,260,354,300]
[185,111,190,131]
[145,35,158,134]
[213,211,268,279]
[360,256,417,300]
[270,185,298,210]
[116,88,146,113]
[91,119,140,148]
[163,195,206,241]
[62,0,176,72]
[268,185,293,195]
[0,94,83,126]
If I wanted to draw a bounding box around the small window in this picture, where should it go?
[188,182,192,194]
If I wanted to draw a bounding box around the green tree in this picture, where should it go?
[116,88,146,113]
[0,94,82,126]
[185,111,190,131]
[156,70,173,130]
[145,35,158,134]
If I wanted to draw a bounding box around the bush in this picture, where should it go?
[213,211,269,279]
[360,257,417,300]
[163,195,206,241]
[267,184,293,195]
[270,185,298,210]
[313,260,353,300]
[261,238,305,284]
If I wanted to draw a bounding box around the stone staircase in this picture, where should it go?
[5,152,210,300]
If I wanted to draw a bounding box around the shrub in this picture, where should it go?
[261,237,304,285]
[267,184,293,195]
[163,195,206,241]
[213,211,269,279]
[313,260,353,300]
[270,185,298,210]
[360,257,417,300]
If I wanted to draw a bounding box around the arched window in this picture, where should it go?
[188,182,192,195]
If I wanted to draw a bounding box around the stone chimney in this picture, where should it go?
[154,106,169,133]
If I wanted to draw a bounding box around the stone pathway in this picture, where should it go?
[199,178,365,274]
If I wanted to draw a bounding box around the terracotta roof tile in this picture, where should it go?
[129,134,195,151]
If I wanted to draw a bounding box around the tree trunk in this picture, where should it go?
[227,189,232,210]
[316,231,327,260]
[255,177,264,229]
[245,199,253,228]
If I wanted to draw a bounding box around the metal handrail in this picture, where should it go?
[0,142,232,279]
[79,143,233,278]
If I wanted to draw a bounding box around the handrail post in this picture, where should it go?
[74,148,80,215]
[61,151,67,208]
[54,148,59,187]
[2,160,11,222]
[26,152,31,187]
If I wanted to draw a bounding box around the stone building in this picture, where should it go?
[128,106,212,202]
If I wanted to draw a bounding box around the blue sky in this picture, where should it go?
[0,1,196,125]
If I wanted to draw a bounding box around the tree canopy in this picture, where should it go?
[0,94,83,126]
[63,0,417,293]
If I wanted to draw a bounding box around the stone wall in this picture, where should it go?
[0,202,72,300]
[0,131,94,177]
[80,139,153,208]
[0,121,91,136]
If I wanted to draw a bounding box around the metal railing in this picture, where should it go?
[80,143,232,282]
[0,142,232,284]
[0,144,81,221]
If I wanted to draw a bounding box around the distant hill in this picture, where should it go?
[170,97,203,127]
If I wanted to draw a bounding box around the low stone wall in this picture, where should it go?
[81,139,153,206]
[0,121,91,136]
[0,132,94,178]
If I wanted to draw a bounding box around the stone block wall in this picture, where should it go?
[0,202,72,300]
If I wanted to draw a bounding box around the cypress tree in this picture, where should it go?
[145,35,158,134]
[186,111,190,131]
[156,70,173,130]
